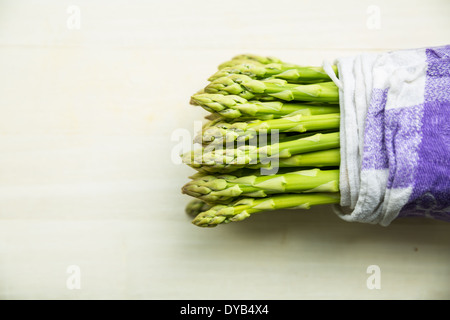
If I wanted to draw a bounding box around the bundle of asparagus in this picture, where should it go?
[182,54,342,227]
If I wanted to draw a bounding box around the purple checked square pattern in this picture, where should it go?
[384,104,424,190]
[398,46,450,221]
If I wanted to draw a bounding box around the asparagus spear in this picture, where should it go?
[187,148,340,174]
[185,198,212,217]
[192,192,341,227]
[200,130,338,153]
[196,113,340,144]
[217,54,283,69]
[200,130,304,150]
[182,168,339,203]
[187,166,325,180]
[209,62,338,84]
[205,74,339,102]
[217,54,330,72]
[184,132,340,173]
[191,93,340,120]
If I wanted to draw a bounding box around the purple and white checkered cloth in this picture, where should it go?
[324,45,450,226]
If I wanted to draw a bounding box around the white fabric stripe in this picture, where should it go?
[380,186,414,226]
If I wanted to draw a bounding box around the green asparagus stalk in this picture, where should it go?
[217,54,334,73]
[188,148,340,174]
[209,62,338,84]
[187,166,324,180]
[200,130,337,152]
[182,168,339,203]
[217,54,283,69]
[191,93,339,120]
[184,132,340,173]
[185,198,212,217]
[192,192,341,227]
[205,75,339,102]
[196,113,340,144]
[200,130,300,149]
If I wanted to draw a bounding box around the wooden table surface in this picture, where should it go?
[0,0,449,299]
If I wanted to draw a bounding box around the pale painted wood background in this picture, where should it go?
[0,0,449,300]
